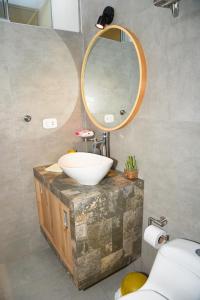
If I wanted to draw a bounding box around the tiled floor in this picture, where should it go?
[0,246,139,300]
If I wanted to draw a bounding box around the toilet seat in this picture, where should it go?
[121,290,167,300]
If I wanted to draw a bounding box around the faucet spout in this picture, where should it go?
[91,132,110,157]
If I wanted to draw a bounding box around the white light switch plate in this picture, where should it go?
[43,118,57,129]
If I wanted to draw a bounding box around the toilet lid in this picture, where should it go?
[121,290,167,300]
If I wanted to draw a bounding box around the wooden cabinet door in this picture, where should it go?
[49,193,73,272]
[49,191,63,252]
[34,179,73,273]
[41,185,52,238]
[34,179,52,239]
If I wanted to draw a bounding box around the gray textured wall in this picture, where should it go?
[0,21,83,263]
[81,0,200,272]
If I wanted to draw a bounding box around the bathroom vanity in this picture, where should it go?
[33,166,144,289]
[33,23,146,290]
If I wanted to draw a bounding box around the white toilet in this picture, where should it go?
[121,238,200,300]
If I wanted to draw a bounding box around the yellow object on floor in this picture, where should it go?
[67,149,76,154]
[120,272,148,296]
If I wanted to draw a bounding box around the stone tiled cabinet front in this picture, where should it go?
[34,167,144,289]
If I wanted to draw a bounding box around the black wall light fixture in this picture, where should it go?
[96,6,114,29]
[154,0,181,17]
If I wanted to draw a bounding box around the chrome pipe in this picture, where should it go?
[103,132,110,158]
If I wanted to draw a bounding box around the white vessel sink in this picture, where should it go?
[58,152,113,185]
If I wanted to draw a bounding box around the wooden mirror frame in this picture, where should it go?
[81,25,147,132]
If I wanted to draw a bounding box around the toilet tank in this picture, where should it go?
[143,239,200,300]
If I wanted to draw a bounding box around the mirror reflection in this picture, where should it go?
[83,27,140,129]
[0,0,52,27]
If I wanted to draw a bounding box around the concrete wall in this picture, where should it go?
[1,0,200,276]
[81,0,200,272]
[0,21,83,263]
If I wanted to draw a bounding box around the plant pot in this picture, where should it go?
[124,169,138,180]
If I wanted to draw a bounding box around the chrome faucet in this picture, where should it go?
[91,132,110,157]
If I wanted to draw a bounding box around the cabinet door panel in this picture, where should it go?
[41,185,52,237]
[49,192,63,252]
[35,179,52,238]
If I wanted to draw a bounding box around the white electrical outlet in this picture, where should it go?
[43,118,57,129]
[104,114,114,123]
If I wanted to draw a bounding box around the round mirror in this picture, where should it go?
[81,25,147,131]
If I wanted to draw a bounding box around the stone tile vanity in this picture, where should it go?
[33,166,144,289]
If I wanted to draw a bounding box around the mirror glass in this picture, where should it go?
[0,0,52,27]
[82,26,146,131]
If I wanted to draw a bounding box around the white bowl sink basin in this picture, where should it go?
[58,152,113,186]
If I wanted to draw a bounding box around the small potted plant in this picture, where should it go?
[124,155,138,180]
